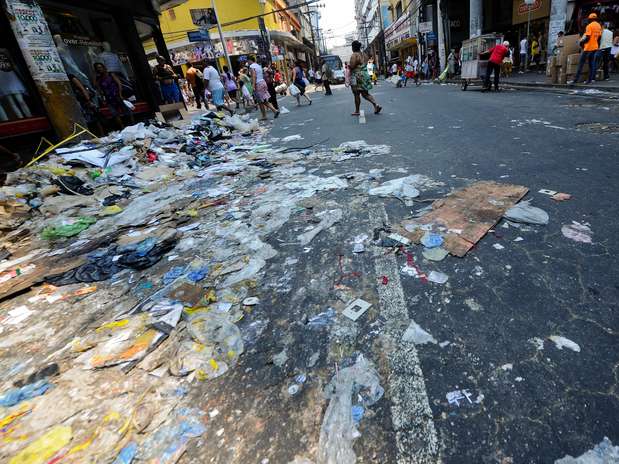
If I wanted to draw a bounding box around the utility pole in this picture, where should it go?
[377,0,388,76]
[308,10,318,68]
[212,0,233,71]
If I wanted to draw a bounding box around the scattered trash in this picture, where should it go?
[446,389,473,407]
[298,209,343,245]
[0,380,52,407]
[427,271,448,284]
[402,321,437,345]
[503,200,549,225]
[555,437,619,464]
[562,222,593,244]
[464,298,483,312]
[318,355,383,464]
[549,336,581,352]
[552,193,572,202]
[369,175,429,199]
[342,299,372,322]
[493,243,505,250]
[422,247,449,262]
[421,232,444,249]
[243,297,260,306]
[538,189,558,196]
[307,308,337,328]
[282,134,304,142]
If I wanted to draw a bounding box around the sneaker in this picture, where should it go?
[568,80,577,85]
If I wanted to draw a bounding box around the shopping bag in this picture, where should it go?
[289,83,300,96]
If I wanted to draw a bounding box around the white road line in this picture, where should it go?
[369,205,440,464]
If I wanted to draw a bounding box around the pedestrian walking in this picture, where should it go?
[321,59,333,95]
[482,41,510,92]
[404,62,414,86]
[292,61,312,106]
[448,50,456,78]
[390,62,398,76]
[185,63,204,109]
[221,65,239,108]
[238,69,255,110]
[204,61,234,116]
[349,40,382,116]
[247,56,279,120]
[263,62,279,111]
[519,36,528,73]
[612,36,619,73]
[422,57,429,80]
[569,13,602,85]
[153,55,181,103]
[531,35,541,72]
[367,57,377,84]
[597,24,614,81]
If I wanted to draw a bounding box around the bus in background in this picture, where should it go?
[320,54,345,84]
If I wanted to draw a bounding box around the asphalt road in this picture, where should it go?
[187,82,619,464]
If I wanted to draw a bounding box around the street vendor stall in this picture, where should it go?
[460,33,504,91]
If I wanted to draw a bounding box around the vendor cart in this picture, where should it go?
[460,33,504,91]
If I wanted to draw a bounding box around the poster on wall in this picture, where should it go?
[4,0,68,81]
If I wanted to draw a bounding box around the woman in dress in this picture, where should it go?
[348,41,382,116]
[221,65,238,109]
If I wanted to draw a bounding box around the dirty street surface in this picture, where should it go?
[1,83,618,464]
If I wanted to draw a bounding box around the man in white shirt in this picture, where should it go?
[247,56,279,120]
[390,63,398,76]
[308,68,315,83]
[597,24,614,81]
[203,61,234,115]
[519,37,528,73]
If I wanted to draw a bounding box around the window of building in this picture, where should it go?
[396,1,403,19]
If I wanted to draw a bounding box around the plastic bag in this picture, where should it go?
[317,355,384,464]
[289,83,301,97]
[504,200,549,225]
[187,311,244,366]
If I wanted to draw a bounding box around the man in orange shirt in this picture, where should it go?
[570,13,602,85]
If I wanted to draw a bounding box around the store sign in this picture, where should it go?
[419,21,433,34]
[385,10,416,50]
[187,30,210,42]
[4,0,68,82]
[512,0,550,25]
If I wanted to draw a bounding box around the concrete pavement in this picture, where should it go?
[187,81,619,463]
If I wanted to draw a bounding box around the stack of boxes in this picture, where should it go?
[551,34,603,84]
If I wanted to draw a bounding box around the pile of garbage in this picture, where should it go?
[0,107,589,462]
[0,109,403,462]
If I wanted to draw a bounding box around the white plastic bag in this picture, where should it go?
[504,200,549,225]
[289,83,300,97]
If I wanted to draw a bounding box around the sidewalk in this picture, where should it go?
[501,70,619,93]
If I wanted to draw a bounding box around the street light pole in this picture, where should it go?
[212,0,233,72]
[524,0,534,71]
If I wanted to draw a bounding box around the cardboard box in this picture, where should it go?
[550,65,558,83]
[558,71,567,85]
[567,53,580,66]
[563,34,581,55]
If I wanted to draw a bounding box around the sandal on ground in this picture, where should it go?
[351,112,360,116]
[374,106,382,115]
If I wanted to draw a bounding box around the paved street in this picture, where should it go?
[185,82,619,463]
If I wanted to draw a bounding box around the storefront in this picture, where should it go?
[385,9,418,65]
[1,0,169,145]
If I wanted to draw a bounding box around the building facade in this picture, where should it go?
[355,0,389,73]
[156,0,311,75]
[1,0,171,146]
